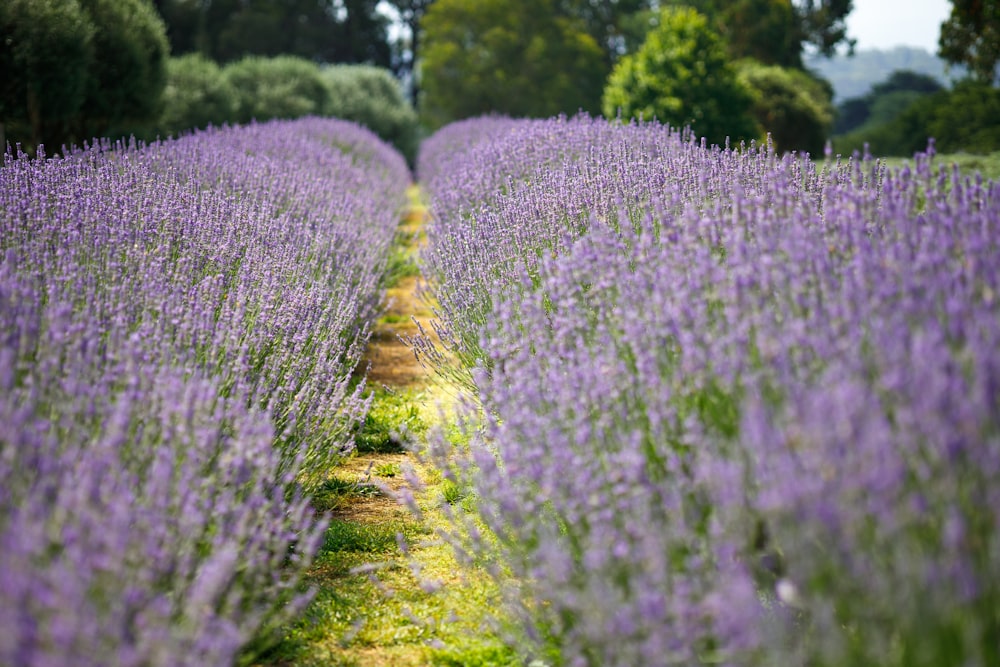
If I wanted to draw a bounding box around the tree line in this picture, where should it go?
[2,0,997,157]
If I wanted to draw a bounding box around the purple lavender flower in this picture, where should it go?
[1,117,409,665]
[419,116,1000,666]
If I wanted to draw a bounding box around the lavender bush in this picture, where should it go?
[0,117,409,665]
[419,117,1000,666]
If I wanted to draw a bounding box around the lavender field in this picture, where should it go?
[417,116,1000,667]
[4,111,999,667]
[0,118,409,665]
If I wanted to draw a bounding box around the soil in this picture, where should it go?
[359,192,438,391]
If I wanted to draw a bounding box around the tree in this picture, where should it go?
[833,80,1000,156]
[0,0,167,152]
[737,59,834,154]
[662,0,854,67]
[419,0,607,130]
[75,0,170,142]
[939,0,1000,84]
[0,0,94,151]
[153,0,392,67]
[384,0,435,104]
[602,7,759,146]
[555,0,658,66]
[796,0,855,57]
[832,70,944,135]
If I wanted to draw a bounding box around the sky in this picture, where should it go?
[845,0,952,52]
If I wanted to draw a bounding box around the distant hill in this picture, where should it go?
[805,46,963,102]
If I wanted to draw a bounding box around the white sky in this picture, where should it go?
[845,0,952,51]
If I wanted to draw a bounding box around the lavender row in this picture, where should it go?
[416,116,780,384]
[418,117,1000,666]
[0,118,409,666]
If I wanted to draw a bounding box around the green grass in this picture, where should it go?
[382,232,422,289]
[254,457,518,667]
[310,475,382,513]
[376,312,412,326]
[353,387,429,454]
[881,151,1000,181]
[318,519,425,556]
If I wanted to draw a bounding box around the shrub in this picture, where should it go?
[321,64,420,165]
[155,54,238,137]
[736,59,834,155]
[223,55,331,124]
[76,0,169,142]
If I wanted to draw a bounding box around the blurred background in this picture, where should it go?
[1,0,997,162]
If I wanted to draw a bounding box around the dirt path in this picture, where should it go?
[255,187,514,667]
[360,187,437,389]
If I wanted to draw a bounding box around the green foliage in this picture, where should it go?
[833,81,1000,157]
[440,478,469,505]
[310,475,381,514]
[223,56,331,125]
[155,54,238,137]
[353,387,428,453]
[419,0,607,129]
[383,237,422,289]
[883,151,1000,181]
[677,0,801,67]
[833,69,945,134]
[0,0,93,150]
[602,6,758,146]
[321,65,420,164]
[664,0,853,67]
[154,0,392,67]
[555,0,658,66]
[430,641,522,667]
[864,90,924,126]
[870,69,946,97]
[737,59,834,155]
[939,0,1000,84]
[373,462,401,477]
[0,0,167,152]
[76,0,169,142]
[319,519,415,554]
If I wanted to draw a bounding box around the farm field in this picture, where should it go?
[3,114,1000,667]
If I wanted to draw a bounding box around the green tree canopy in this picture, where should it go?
[0,0,167,152]
[737,59,834,154]
[939,0,1000,84]
[833,80,1000,156]
[0,0,94,150]
[76,0,170,142]
[663,0,854,68]
[602,6,759,146]
[832,69,944,134]
[419,0,607,130]
[556,0,658,66]
[152,0,392,67]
